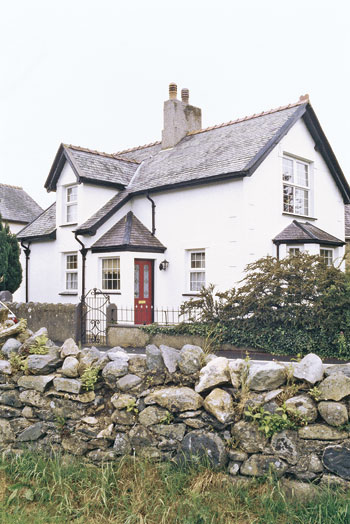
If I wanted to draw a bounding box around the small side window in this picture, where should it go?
[189,251,205,292]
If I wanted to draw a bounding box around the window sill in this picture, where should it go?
[282,212,317,221]
[59,292,78,296]
[102,291,121,295]
[182,293,201,297]
[60,222,78,227]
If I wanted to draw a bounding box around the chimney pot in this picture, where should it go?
[181,88,189,104]
[169,83,177,100]
[299,94,309,102]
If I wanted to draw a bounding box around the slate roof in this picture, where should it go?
[45,144,140,192]
[91,211,166,253]
[273,220,344,246]
[345,205,350,240]
[17,203,56,241]
[122,104,306,192]
[30,96,350,240]
[0,184,43,224]
[76,190,132,235]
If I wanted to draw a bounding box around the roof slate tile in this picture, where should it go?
[0,184,43,224]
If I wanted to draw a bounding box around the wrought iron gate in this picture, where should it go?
[81,288,110,345]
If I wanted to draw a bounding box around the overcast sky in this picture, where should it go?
[1,0,349,209]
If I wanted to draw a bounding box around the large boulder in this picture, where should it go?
[179,430,227,468]
[0,360,12,375]
[203,388,234,424]
[323,445,350,480]
[113,433,131,455]
[228,360,244,389]
[116,374,142,392]
[0,390,23,408]
[17,375,55,393]
[152,424,186,441]
[146,345,164,373]
[231,421,269,453]
[298,424,348,440]
[62,357,79,378]
[240,454,288,477]
[111,393,136,410]
[318,373,350,401]
[17,422,47,442]
[285,395,318,423]
[178,345,204,375]
[2,338,21,357]
[144,387,203,412]
[102,359,129,386]
[247,362,286,391]
[293,354,324,385]
[27,348,61,375]
[195,357,230,393]
[53,378,82,394]
[271,430,300,465]
[139,406,169,426]
[0,419,15,443]
[159,345,180,374]
[60,338,80,358]
[318,401,348,427]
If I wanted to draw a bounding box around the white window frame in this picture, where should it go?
[282,156,311,217]
[188,250,206,293]
[101,257,121,291]
[287,245,304,256]
[64,252,78,291]
[320,247,334,266]
[65,185,78,224]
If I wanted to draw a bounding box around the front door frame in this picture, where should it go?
[134,258,154,325]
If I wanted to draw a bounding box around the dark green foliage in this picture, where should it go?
[144,254,350,359]
[0,214,22,294]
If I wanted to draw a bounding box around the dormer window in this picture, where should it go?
[66,185,78,223]
[283,157,310,216]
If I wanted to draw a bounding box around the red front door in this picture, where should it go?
[134,259,153,325]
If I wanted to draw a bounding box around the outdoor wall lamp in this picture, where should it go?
[159,259,169,271]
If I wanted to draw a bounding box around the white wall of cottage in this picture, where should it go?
[22,118,346,312]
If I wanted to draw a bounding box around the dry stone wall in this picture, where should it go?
[1,322,350,488]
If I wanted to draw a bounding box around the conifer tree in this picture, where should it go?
[0,215,22,293]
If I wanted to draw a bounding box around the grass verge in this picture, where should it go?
[0,451,349,523]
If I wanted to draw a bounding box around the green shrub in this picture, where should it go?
[144,254,350,359]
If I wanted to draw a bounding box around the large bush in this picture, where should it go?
[146,254,350,359]
[0,215,22,294]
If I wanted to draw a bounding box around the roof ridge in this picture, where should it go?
[115,141,161,156]
[188,99,307,137]
[113,98,307,153]
[0,183,23,190]
[64,144,140,164]
[294,220,318,240]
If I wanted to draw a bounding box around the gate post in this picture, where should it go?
[75,302,83,344]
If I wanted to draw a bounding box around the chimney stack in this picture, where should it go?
[162,83,202,149]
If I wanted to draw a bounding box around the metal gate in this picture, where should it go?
[81,288,110,345]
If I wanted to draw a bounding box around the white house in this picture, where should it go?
[0,183,43,301]
[17,84,350,325]
[0,184,42,235]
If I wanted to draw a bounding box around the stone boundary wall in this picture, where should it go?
[7,303,79,343]
[107,325,245,351]
[1,324,350,489]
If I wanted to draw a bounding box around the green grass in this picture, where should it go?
[0,451,349,523]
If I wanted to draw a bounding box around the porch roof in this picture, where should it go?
[273,220,345,246]
[90,211,166,253]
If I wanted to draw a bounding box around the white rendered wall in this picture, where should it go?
[25,118,346,308]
